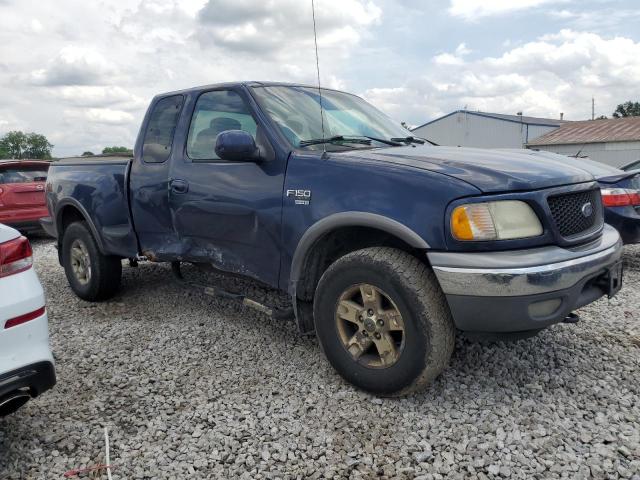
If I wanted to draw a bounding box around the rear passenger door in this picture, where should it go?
[168,87,285,287]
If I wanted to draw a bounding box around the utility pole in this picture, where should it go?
[592,97,595,120]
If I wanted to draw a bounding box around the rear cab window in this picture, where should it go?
[142,95,184,163]
[0,166,49,184]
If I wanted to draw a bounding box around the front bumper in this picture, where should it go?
[428,224,623,333]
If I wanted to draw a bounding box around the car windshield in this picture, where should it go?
[251,85,412,151]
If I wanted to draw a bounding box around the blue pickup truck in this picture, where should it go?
[43,82,623,395]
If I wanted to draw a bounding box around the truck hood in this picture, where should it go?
[507,149,640,184]
[342,145,595,193]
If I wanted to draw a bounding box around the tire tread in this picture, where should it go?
[62,222,122,301]
[315,247,455,396]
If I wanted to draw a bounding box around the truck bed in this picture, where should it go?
[44,157,138,258]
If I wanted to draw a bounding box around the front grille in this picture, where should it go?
[547,189,603,239]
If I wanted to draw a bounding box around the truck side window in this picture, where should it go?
[142,95,184,163]
[187,90,258,161]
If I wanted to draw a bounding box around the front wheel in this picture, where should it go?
[62,222,122,301]
[314,247,455,396]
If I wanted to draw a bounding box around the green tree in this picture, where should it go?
[0,131,28,159]
[612,101,640,118]
[0,130,53,159]
[81,151,95,156]
[25,133,53,159]
[102,146,132,154]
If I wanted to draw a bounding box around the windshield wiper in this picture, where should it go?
[299,135,372,147]
[358,135,404,146]
[390,136,426,145]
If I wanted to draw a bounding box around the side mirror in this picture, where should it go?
[215,130,260,162]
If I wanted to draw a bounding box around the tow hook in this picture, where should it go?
[563,312,580,324]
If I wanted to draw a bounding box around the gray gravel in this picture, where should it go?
[1,238,639,479]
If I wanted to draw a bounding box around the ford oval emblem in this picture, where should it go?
[581,201,593,218]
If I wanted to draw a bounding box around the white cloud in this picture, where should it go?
[0,0,380,155]
[0,111,24,132]
[30,46,109,86]
[449,0,557,20]
[433,53,465,66]
[30,19,43,33]
[548,7,640,31]
[433,43,471,66]
[196,0,381,57]
[455,43,471,56]
[364,30,640,124]
[55,86,146,110]
[65,108,135,125]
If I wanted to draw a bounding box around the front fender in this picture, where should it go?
[288,211,429,295]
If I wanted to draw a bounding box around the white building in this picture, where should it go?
[527,117,640,168]
[411,110,565,149]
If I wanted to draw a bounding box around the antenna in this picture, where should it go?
[311,0,326,155]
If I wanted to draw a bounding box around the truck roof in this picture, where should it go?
[156,81,350,98]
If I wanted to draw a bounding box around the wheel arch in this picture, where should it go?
[289,212,430,305]
[56,199,106,254]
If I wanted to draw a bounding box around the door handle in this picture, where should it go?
[169,179,189,194]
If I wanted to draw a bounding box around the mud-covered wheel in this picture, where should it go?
[62,222,122,301]
[314,247,455,396]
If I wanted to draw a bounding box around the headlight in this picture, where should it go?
[450,200,543,241]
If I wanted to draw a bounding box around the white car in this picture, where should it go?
[0,224,55,416]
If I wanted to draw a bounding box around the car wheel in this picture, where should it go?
[62,222,122,301]
[314,247,455,396]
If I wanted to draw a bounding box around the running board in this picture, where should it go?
[171,261,294,321]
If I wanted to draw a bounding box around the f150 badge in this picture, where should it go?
[287,189,311,205]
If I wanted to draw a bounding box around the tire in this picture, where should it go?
[314,247,455,396]
[62,222,122,301]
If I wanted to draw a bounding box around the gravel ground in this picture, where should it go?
[1,238,639,479]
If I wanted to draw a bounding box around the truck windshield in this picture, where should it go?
[251,85,413,151]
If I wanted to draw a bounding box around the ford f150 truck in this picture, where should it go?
[42,82,623,395]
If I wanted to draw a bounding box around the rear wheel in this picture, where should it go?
[314,247,455,396]
[62,222,122,301]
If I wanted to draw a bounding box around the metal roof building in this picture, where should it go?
[411,110,565,149]
[527,117,640,167]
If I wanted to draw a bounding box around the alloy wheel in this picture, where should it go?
[70,239,91,285]
[335,283,406,368]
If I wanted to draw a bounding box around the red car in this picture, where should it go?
[0,160,50,233]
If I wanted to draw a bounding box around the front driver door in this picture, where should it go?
[168,88,285,288]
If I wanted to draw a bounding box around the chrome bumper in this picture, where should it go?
[429,224,622,297]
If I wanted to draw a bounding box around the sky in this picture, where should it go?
[1,0,639,157]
